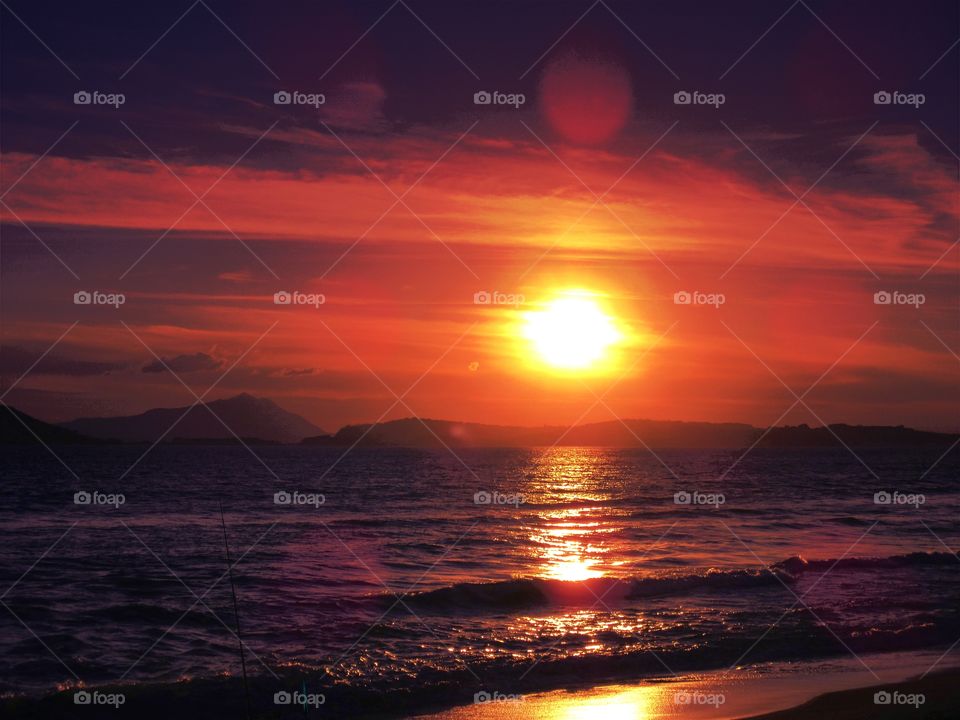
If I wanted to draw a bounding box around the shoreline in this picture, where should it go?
[2,650,956,718]
[414,650,960,719]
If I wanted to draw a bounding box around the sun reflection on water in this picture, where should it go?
[530,507,612,581]
[554,687,663,719]
[521,450,617,581]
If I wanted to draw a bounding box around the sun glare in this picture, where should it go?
[524,292,621,371]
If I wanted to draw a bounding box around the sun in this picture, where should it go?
[523,291,622,370]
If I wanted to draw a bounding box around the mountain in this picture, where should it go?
[1,406,101,444]
[17,396,955,449]
[302,418,958,449]
[303,418,757,448]
[305,418,752,448]
[757,423,956,448]
[62,394,324,444]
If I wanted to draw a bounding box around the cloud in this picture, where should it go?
[1,124,954,277]
[218,270,255,283]
[0,346,123,377]
[142,352,223,374]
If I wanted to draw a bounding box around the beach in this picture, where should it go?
[4,651,955,718]
[417,651,960,720]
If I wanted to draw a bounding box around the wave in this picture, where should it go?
[399,572,787,613]
[8,549,958,716]
[397,549,958,614]
[772,550,958,575]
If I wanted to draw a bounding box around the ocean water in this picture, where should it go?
[1,444,958,715]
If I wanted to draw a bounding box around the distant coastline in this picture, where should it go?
[301,416,957,449]
[3,395,957,449]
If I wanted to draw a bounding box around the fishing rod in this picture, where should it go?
[220,500,252,720]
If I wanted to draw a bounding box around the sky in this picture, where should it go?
[1,0,958,432]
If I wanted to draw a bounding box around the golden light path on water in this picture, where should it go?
[523,448,627,583]
[532,509,609,582]
[502,448,651,658]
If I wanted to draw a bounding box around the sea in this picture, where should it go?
[1,444,958,717]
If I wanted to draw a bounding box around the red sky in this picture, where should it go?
[1,1,958,432]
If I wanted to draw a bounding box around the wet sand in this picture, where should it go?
[415,651,960,720]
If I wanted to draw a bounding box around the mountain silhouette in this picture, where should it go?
[8,400,954,449]
[62,393,324,444]
[302,418,957,449]
[1,406,100,444]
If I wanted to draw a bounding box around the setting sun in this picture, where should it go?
[523,292,622,370]
[4,3,958,719]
